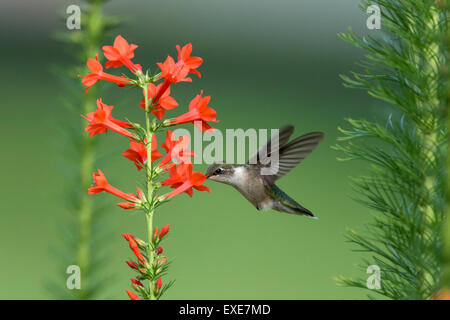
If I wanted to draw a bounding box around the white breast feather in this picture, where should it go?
[231,166,246,185]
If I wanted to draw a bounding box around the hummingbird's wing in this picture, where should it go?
[262,131,325,185]
[247,125,294,165]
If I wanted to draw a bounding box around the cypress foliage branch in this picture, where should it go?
[48,0,120,299]
[335,0,448,299]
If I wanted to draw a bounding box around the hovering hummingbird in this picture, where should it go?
[205,125,324,218]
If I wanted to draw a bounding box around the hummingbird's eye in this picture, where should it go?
[214,168,224,175]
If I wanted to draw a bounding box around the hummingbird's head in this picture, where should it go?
[205,162,236,185]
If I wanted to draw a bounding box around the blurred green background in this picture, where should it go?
[0,0,386,299]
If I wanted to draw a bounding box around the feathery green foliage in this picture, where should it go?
[335,0,448,299]
[47,0,120,299]
[442,0,450,294]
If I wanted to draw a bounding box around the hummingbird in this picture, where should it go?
[205,125,324,218]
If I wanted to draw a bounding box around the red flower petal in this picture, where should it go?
[172,91,217,132]
[102,35,141,72]
[83,99,136,139]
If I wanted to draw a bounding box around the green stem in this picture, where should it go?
[144,83,156,300]
[76,0,103,299]
[413,6,440,298]
[77,91,95,299]
[442,0,450,291]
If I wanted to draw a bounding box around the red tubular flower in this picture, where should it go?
[155,278,162,292]
[159,225,170,239]
[88,170,140,210]
[157,43,202,84]
[81,54,129,92]
[155,246,163,255]
[176,43,203,78]
[83,99,136,139]
[171,91,217,132]
[122,233,147,265]
[103,35,142,73]
[157,56,191,84]
[152,44,202,103]
[162,163,210,199]
[159,130,196,167]
[139,83,178,120]
[126,289,140,300]
[122,136,162,170]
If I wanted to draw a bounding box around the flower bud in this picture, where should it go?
[122,233,134,241]
[155,246,163,255]
[154,277,162,294]
[159,224,170,239]
[155,257,168,273]
[117,202,137,209]
[131,278,144,287]
[153,227,159,241]
[126,289,140,300]
[123,233,147,265]
[157,257,168,265]
[126,260,138,269]
[135,237,148,250]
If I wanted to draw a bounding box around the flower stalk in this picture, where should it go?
[76,1,102,298]
[52,0,118,299]
[143,79,156,299]
[80,35,215,299]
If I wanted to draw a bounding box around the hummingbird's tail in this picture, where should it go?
[270,184,318,219]
[288,202,317,219]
